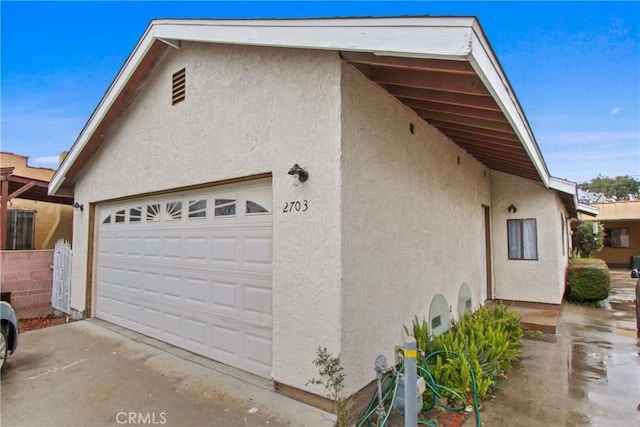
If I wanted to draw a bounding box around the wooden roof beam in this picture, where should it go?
[341,51,477,75]
[371,68,491,96]
[382,84,501,111]
[403,99,508,123]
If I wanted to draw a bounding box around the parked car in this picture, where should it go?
[1,301,19,370]
[631,255,640,278]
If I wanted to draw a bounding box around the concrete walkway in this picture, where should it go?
[466,269,640,426]
[1,319,334,427]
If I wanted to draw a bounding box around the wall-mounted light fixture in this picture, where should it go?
[288,163,309,183]
[73,202,84,212]
[507,204,517,214]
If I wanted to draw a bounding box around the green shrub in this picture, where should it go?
[566,259,610,302]
[404,303,523,404]
[573,221,604,258]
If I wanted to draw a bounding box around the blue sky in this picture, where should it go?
[2,1,639,183]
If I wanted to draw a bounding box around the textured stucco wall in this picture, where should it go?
[491,170,568,304]
[70,42,343,392]
[339,64,492,393]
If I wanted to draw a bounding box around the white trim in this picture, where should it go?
[549,176,577,195]
[578,204,599,216]
[467,28,550,188]
[50,23,159,194]
[49,16,548,196]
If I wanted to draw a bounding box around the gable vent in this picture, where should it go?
[172,68,186,105]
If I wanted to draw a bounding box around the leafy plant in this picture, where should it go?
[403,315,431,355]
[404,304,523,404]
[573,221,604,258]
[566,259,610,302]
[307,347,351,427]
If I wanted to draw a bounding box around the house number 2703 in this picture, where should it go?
[283,200,308,213]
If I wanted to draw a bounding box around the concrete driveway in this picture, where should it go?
[466,269,640,427]
[1,319,333,427]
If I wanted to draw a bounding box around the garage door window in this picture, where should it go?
[166,201,182,220]
[130,207,142,222]
[147,204,161,221]
[215,198,236,216]
[115,210,126,223]
[246,201,268,214]
[188,199,207,219]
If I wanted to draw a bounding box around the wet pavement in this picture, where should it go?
[467,269,640,426]
[0,319,333,427]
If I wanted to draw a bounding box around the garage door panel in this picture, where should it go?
[162,274,184,301]
[212,279,237,309]
[162,311,184,339]
[185,236,208,262]
[245,333,272,366]
[125,269,143,293]
[185,277,208,305]
[212,237,238,264]
[243,237,272,268]
[96,181,273,377]
[245,284,272,317]
[143,306,161,332]
[125,301,143,326]
[163,236,183,260]
[144,237,162,258]
[128,237,144,258]
[143,272,161,295]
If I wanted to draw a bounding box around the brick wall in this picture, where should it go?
[1,250,54,319]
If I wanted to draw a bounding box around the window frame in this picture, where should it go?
[604,227,630,248]
[6,209,36,250]
[507,218,538,261]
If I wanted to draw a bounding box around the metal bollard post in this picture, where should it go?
[404,337,418,427]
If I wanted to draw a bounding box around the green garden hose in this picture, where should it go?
[356,350,481,427]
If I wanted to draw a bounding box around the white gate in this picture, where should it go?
[51,239,72,314]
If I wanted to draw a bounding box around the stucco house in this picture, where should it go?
[49,17,594,406]
[580,201,640,268]
[1,152,73,250]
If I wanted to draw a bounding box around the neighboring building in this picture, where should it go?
[587,201,640,268]
[49,17,593,406]
[0,152,73,249]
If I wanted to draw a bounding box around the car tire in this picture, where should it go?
[0,325,8,371]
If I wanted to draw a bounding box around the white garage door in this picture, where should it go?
[95,180,273,377]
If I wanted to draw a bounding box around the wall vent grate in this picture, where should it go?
[172,68,186,105]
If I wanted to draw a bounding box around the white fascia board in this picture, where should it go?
[578,204,599,216]
[151,18,474,59]
[549,176,577,195]
[48,16,480,195]
[549,176,581,212]
[467,26,551,188]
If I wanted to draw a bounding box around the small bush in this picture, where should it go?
[404,304,523,404]
[566,258,610,302]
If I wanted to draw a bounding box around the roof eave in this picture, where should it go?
[467,23,550,188]
[49,16,551,196]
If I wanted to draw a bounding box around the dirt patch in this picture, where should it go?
[19,315,76,332]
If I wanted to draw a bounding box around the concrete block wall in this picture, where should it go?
[1,250,54,319]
